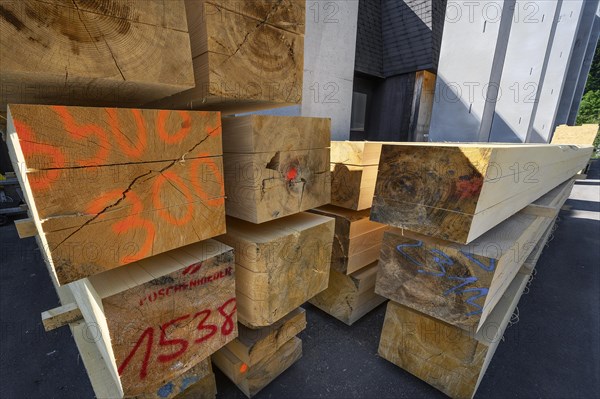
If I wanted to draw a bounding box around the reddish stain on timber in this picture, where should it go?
[240,363,248,373]
[286,167,298,181]
[117,298,237,381]
[455,175,483,200]
[183,262,203,275]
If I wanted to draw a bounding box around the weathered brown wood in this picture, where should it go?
[329,141,387,210]
[378,257,534,399]
[217,213,334,327]
[521,203,559,218]
[309,262,387,325]
[202,0,305,34]
[0,0,194,118]
[409,70,436,142]
[6,104,225,284]
[149,0,304,112]
[379,232,548,399]
[14,217,36,238]
[225,308,306,366]
[174,371,216,399]
[221,115,330,154]
[136,358,215,399]
[222,115,331,223]
[330,164,378,210]
[551,124,599,145]
[310,205,387,274]
[212,336,302,398]
[69,240,236,397]
[41,302,82,331]
[330,141,386,166]
[371,143,593,243]
[375,179,574,333]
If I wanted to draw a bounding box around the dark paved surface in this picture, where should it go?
[1,161,598,399]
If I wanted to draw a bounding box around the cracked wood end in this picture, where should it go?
[6,104,226,285]
[0,0,194,116]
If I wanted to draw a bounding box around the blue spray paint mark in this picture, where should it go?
[443,275,479,295]
[460,250,496,271]
[157,382,174,398]
[462,287,490,316]
[180,376,200,392]
[396,241,493,316]
[396,241,424,267]
[396,242,453,276]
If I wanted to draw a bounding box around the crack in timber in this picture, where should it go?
[50,126,220,251]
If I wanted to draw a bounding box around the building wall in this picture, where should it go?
[301,0,359,140]
[355,0,383,77]
[430,0,595,143]
[381,0,435,76]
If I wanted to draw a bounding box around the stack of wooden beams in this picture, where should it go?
[2,1,309,397]
[0,0,195,129]
[330,141,385,210]
[308,142,390,325]
[308,205,388,325]
[212,308,306,397]
[371,143,593,398]
[6,104,236,397]
[0,0,303,130]
[147,0,305,114]
[212,114,333,396]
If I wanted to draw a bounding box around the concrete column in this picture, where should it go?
[300,0,359,140]
[489,0,561,142]
[528,0,585,142]
[429,1,507,142]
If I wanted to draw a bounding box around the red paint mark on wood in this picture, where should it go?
[118,327,154,379]
[182,262,203,275]
[138,266,233,307]
[218,298,236,336]
[157,315,191,363]
[455,175,483,200]
[193,309,218,344]
[286,167,298,181]
[118,297,237,381]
